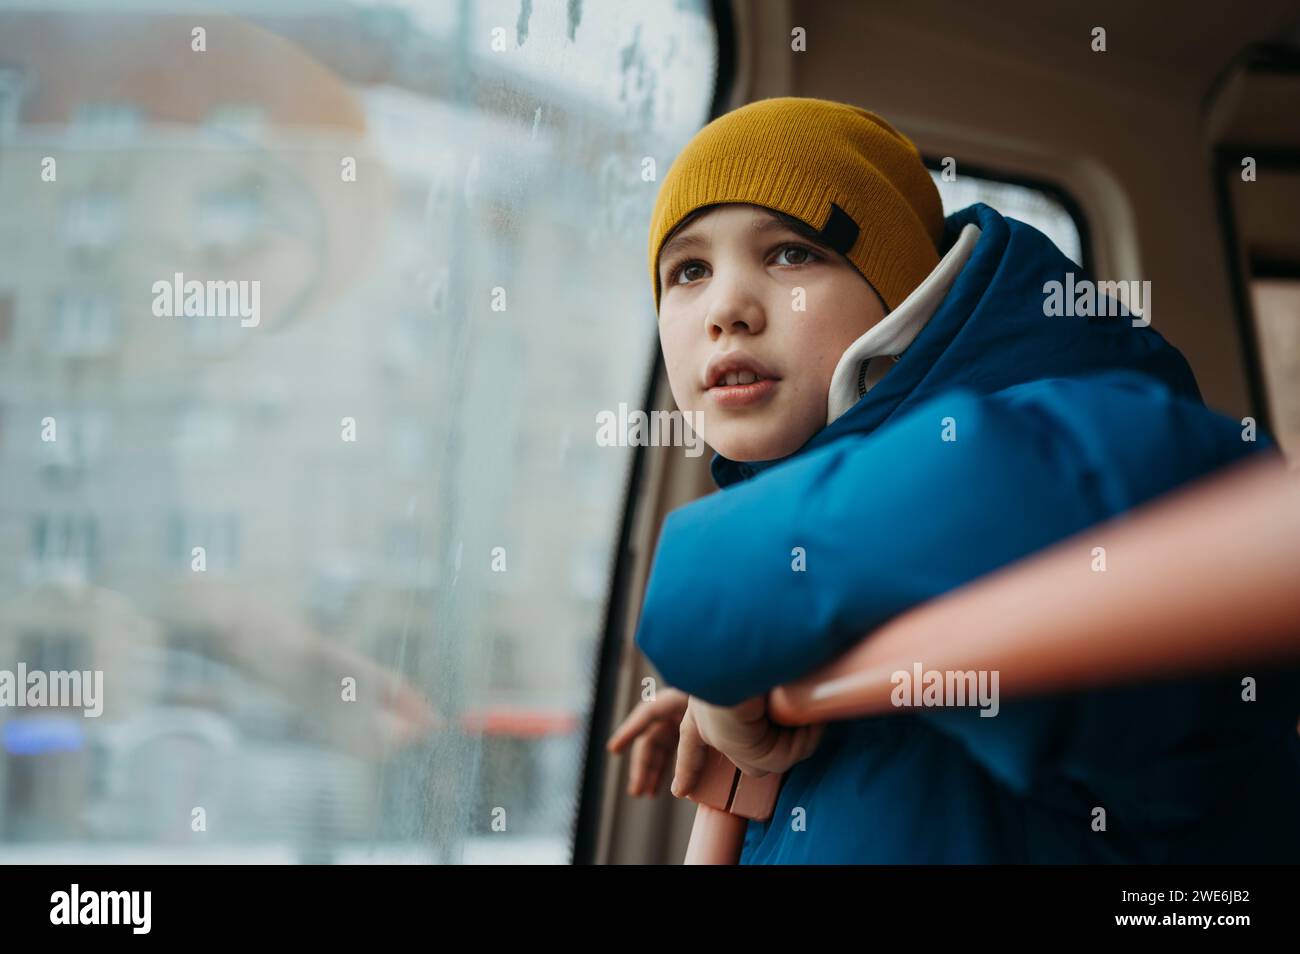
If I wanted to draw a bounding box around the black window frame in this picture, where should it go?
[570,0,736,865]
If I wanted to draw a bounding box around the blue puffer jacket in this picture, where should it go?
[634,202,1300,863]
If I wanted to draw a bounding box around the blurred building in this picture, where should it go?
[0,1,716,859]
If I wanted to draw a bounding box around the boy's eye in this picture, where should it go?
[665,243,818,287]
[773,243,818,266]
[670,261,710,285]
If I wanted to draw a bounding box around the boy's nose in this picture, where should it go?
[706,286,767,339]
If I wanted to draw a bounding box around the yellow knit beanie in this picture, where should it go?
[648,97,944,312]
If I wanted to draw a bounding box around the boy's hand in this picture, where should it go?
[672,695,825,797]
[606,687,690,797]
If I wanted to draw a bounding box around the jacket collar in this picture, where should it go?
[825,222,981,425]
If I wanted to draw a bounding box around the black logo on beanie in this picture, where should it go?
[814,202,860,256]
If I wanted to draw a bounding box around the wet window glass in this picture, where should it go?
[0,0,717,862]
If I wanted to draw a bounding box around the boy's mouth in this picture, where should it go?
[707,376,778,408]
[703,352,781,390]
[703,352,781,408]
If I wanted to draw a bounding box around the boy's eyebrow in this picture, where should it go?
[659,230,709,267]
[659,215,819,273]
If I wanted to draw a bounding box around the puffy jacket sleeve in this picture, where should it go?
[633,372,1274,721]
[636,372,1300,826]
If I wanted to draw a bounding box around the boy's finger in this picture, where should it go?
[779,725,821,767]
[607,701,658,753]
[606,693,683,753]
[752,723,824,774]
[628,735,650,794]
[645,761,666,796]
[638,741,671,795]
[787,724,824,765]
[671,711,709,798]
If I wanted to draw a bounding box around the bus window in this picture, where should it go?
[1248,276,1300,460]
[928,164,1088,268]
[0,1,717,862]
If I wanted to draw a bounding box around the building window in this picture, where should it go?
[204,104,267,140]
[46,292,118,356]
[31,514,98,582]
[38,408,109,483]
[182,310,244,353]
[68,102,142,144]
[62,189,125,257]
[18,631,88,675]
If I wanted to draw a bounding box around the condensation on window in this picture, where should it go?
[0,0,717,862]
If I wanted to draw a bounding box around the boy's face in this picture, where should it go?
[656,203,887,462]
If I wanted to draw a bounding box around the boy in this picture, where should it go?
[613,97,1300,863]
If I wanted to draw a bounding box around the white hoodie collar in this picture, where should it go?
[826,223,982,425]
